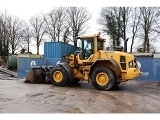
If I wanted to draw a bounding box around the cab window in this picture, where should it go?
[97,37,103,51]
[77,37,94,60]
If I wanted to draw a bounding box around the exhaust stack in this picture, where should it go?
[123,38,129,52]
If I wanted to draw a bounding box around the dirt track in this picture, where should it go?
[0,78,160,113]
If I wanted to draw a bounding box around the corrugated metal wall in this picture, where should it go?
[44,42,78,58]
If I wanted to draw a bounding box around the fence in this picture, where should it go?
[136,57,160,82]
[18,55,160,82]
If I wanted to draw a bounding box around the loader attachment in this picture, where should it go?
[25,66,53,83]
[25,69,35,83]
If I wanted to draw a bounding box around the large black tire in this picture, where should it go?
[91,66,116,91]
[50,66,69,86]
[116,81,121,86]
[112,81,121,89]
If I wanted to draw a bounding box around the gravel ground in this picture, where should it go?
[0,78,160,113]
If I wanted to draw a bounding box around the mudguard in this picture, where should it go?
[89,58,122,81]
[58,62,74,82]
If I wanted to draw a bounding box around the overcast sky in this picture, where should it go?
[0,0,160,54]
[0,0,159,30]
[1,0,159,32]
[0,0,103,34]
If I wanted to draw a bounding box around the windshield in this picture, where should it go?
[77,37,94,59]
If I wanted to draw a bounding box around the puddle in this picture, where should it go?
[29,93,43,97]
[43,94,55,98]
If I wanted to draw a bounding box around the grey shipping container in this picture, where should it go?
[44,42,78,58]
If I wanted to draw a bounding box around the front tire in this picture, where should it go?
[50,66,69,86]
[73,78,81,83]
[91,66,116,91]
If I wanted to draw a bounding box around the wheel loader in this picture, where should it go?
[25,32,141,90]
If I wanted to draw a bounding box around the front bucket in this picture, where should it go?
[24,68,46,83]
[25,69,37,83]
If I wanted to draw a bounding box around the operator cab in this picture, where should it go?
[77,35,104,60]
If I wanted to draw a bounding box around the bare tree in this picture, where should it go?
[30,15,45,54]
[42,11,56,42]
[139,7,160,52]
[0,14,2,55]
[98,7,160,52]
[119,7,131,41]
[43,7,68,42]
[43,7,91,45]
[62,26,71,43]
[22,23,33,53]
[0,11,10,56]
[0,11,29,55]
[67,7,91,46]
[129,7,141,53]
[56,7,67,41]
[7,16,26,54]
[98,7,124,50]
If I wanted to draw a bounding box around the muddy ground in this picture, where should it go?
[0,78,160,113]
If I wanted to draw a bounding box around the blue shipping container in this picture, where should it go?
[44,42,78,58]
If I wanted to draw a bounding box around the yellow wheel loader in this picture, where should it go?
[25,33,141,90]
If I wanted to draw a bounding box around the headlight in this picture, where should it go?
[128,61,133,68]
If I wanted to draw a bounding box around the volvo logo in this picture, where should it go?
[137,61,149,76]
[136,61,141,69]
[30,60,36,67]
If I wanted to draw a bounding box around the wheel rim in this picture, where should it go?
[96,72,109,86]
[53,71,63,82]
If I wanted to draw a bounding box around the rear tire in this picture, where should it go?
[116,81,121,86]
[91,66,116,91]
[112,81,121,89]
[50,66,69,86]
